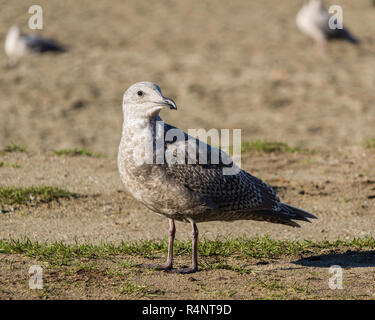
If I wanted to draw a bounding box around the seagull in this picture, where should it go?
[296,0,359,53]
[118,82,317,274]
[4,25,66,67]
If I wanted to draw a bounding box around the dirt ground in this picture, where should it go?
[1,148,375,300]
[1,0,375,155]
[1,147,375,243]
[1,249,375,300]
[0,0,375,300]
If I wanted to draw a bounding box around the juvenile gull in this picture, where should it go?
[4,25,65,67]
[118,82,317,274]
[296,0,359,53]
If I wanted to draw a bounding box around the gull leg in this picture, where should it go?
[173,219,199,274]
[139,219,175,271]
[163,219,176,269]
[6,57,18,68]
[316,40,326,56]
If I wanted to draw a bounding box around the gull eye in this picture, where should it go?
[137,90,144,97]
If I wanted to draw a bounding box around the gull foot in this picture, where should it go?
[171,266,199,274]
[138,263,172,271]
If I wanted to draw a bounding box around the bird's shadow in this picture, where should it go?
[293,250,375,268]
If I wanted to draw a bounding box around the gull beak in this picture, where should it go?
[161,97,177,110]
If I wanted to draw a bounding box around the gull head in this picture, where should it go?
[123,82,177,119]
[305,0,323,9]
[7,25,21,39]
[5,25,22,53]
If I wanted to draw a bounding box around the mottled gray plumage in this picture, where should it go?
[118,82,316,273]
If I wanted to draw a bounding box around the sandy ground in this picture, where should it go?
[1,148,375,300]
[1,147,375,243]
[0,0,375,300]
[0,0,375,156]
[1,251,375,300]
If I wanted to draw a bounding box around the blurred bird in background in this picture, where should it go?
[4,25,66,67]
[296,0,359,54]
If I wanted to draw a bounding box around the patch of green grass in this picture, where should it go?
[253,279,313,300]
[0,162,20,168]
[53,149,104,158]
[0,186,77,205]
[364,139,375,149]
[119,281,150,296]
[17,209,28,217]
[119,260,137,269]
[3,143,27,153]
[105,267,128,277]
[1,235,375,267]
[301,158,315,165]
[256,279,285,291]
[341,197,350,203]
[200,261,253,274]
[241,141,299,153]
[195,282,237,298]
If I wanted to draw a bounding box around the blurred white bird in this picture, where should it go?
[296,0,359,53]
[4,25,66,67]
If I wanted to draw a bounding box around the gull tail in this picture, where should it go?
[327,28,359,45]
[251,203,317,228]
[24,36,67,54]
[279,203,317,227]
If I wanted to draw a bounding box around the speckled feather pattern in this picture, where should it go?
[118,82,316,228]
